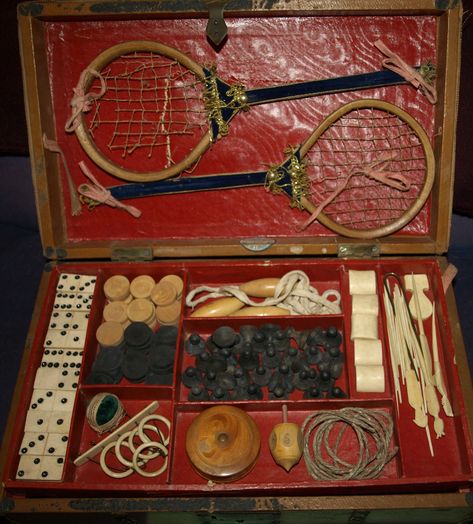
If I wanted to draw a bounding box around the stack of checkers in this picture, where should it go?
[87,322,178,385]
[101,273,183,331]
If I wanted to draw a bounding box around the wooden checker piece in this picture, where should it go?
[103,301,129,324]
[155,301,181,326]
[159,274,184,298]
[186,405,260,482]
[150,280,178,306]
[104,275,130,302]
[130,274,155,299]
[127,298,156,326]
[96,321,124,348]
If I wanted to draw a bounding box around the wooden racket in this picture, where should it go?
[66,40,431,183]
[81,99,435,239]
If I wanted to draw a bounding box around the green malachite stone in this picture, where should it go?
[95,395,119,426]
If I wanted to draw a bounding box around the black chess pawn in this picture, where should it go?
[203,369,219,390]
[319,369,333,393]
[303,385,322,399]
[246,383,263,400]
[269,385,289,400]
[272,329,291,354]
[217,346,238,367]
[188,386,210,402]
[328,385,347,399]
[185,333,206,356]
[305,344,323,365]
[317,351,332,373]
[233,367,250,389]
[263,344,280,369]
[253,365,272,387]
[324,325,342,348]
[238,345,259,371]
[181,366,202,389]
[251,330,267,352]
[210,386,231,401]
[195,351,212,371]
[294,368,317,391]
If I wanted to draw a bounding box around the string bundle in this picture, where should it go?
[302,407,398,481]
[186,270,341,315]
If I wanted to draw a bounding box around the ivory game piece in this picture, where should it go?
[351,294,379,316]
[350,313,378,340]
[348,270,377,295]
[354,339,383,366]
[156,301,181,326]
[127,298,155,325]
[355,365,385,393]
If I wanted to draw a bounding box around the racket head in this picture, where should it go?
[73,41,212,182]
[300,99,435,239]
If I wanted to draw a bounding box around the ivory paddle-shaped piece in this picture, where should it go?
[404,274,432,320]
[269,405,302,472]
[190,297,244,317]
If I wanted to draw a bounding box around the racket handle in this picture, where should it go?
[109,171,268,201]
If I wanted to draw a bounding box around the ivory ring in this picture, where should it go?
[100,441,134,478]
[127,424,163,460]
[132,441,168,478]
[138,415,171,446]
[115,430,151,468]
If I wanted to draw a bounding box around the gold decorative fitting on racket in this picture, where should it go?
[418,61,436,84]
[265,147,310,210]
[203,65,248,141]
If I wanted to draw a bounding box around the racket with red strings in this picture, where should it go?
[79,99,435,239]
[66,40,435,183]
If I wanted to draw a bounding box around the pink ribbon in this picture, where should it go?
[65,69,106,133]
[77,162,142,218]
[375,40,437,104]
[300,155,410,230]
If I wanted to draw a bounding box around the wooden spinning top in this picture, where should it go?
[186,405,260,482]
[269,405,302,472]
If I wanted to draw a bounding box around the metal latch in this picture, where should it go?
[240,238,276,252]
[111,247,153,262]
[338,243,380,258]
[202,0,229,46]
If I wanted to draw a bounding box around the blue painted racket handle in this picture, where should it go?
[108,171,269,200]
[245,69,409,106]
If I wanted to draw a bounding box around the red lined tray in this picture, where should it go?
[3,258,472,497]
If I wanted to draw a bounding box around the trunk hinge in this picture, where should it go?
[338,243,380,258]
[111,247,153,262]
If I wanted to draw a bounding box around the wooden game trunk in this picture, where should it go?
[1,1,473,522]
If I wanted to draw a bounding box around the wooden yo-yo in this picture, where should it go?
[269,404,302,472]
[186,405,260,482]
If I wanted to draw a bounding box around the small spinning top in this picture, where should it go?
[269,404,302,472]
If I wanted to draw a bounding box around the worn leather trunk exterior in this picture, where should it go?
[1,1,472,522]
